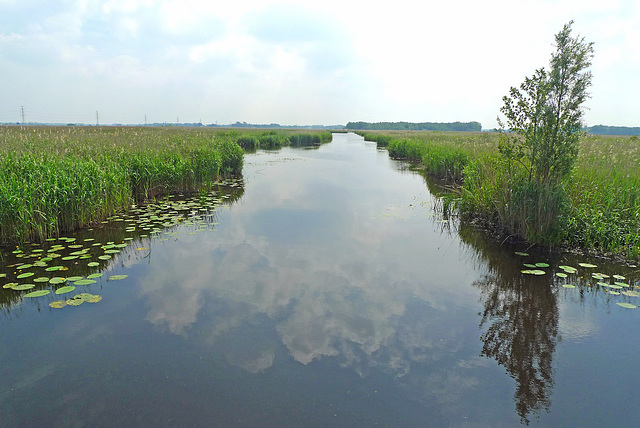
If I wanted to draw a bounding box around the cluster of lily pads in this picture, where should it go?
[0,181,243,311]
[516,251,639,309]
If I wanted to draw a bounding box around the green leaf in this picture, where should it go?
[49,300,67,309]
[55,285,76,295]
[16,272,34,279]
[108,275,128,281]
[578,263,597,268]
[616,302,637,309]
[24,290,51,297]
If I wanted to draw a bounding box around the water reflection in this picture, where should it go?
[459,225,558,424]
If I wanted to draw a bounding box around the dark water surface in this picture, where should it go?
[1,133,639,427]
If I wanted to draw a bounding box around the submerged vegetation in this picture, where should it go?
[0,126,330,244]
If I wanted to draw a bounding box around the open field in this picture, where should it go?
[358,130,640,259]
[0,126,331,244]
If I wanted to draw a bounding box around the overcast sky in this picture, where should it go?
[0,0,638,128]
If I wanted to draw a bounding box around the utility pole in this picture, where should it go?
[144,114,147,126]
[96,111,99,126]
[21,106,25,125]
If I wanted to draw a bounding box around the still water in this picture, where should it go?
[1,132,639,427]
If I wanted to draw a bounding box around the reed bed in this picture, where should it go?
[0,126,244,243]
[360,130,640,259]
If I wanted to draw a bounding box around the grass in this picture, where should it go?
[360,130,640,260]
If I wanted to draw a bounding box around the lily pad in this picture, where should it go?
[66,298,84,306]
[61,256,78,261]
[55,285,76,295]
[578,263,597,268]
[98,255,111,260]
[535,263,550,268]
[108,275,128,281]
[522,270,546,275]
[33,277,50,283]
[562,284,576,288]
[87,273,103,279]
[16,272,34,279]
[515,252,529,256]
[556,272,568,278]
[3,282,18,289]
[11,284,36,290]
[621,291,640,297]
[65,276,83,282]
[87,262,100,267]
[45,266,64,272]
[86,295,102,303]
[607,284,623,290]
[523,264,537,268]
[616,302,637,309]
[49,277,66,284]
[613,275,626,280]
[24,290,51,297]
[608,291,621,295]
[615,282,630,288]
[49,300,67,309]
[74,279,97,286]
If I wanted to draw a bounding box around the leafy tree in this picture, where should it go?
[498,21,594,184]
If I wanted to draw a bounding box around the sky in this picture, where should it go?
[0,0,638,128]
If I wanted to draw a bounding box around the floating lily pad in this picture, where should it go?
[61,256,78,261]
[49,277,66,284]
[108,275,128,281]
[616,302,637,309]
[615,282,630,288]
[621,291,640,297]
[535,263,550,268]
[3,282,18,289]
[522,270,546,275]
[87,273,103,279]
[16,272,34,279]
[74,279,96,286]
[136,247,150,251]
[608,291,621,295]
[65,276,83,282]
[66,298,84,306]
[98,255,111,260]
[33,277,50,283]
[55,285,76,295]
[86,295,102,303]
[562,284,576,288]
[556,273,568,278]
[49,300,67,309]
[12,284,35,290]
[613,275,626,280]
[45,266,64,272]
[607,284,623,289]
[76,293,95,300]
[24,290,50,297]
[578,263,597,268]
[559,265,577,273]
[87,262,100,267]
[523,264,537,268]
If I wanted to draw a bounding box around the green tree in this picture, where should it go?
[498,20,594,184]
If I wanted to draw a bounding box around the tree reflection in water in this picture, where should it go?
[459,224,559,425]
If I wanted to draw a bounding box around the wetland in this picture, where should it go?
[1,132,639,427]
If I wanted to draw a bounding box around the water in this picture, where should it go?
[1,132,639,427]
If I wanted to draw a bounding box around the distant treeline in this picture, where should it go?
[587,125,640,136]
[345,121,482,132]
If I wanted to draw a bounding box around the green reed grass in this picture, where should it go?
[361,130,640,259]
[0,126,244,243]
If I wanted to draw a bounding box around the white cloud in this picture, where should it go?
[0,0,638,126]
